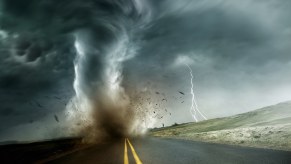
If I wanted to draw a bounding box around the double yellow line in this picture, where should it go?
[124,138,142,164]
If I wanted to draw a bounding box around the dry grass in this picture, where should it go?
[150,101,291,151]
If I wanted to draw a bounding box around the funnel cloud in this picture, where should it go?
[1,0,291,142]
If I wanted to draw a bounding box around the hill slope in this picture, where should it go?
[151,101,291,151]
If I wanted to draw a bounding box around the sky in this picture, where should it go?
[0,0,291,142]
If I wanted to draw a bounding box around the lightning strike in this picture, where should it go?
[185,64,207,122]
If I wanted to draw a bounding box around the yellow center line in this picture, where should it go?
[124,138,129,164]
[126,138,143,164]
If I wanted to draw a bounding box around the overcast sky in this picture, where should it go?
[0,0,291,141]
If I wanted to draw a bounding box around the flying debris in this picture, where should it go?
[54,115,59,122]
[34,101,43,108]
[181,101,184,103]
[162,98,167,101]
[179,91,185,95]
[156,92,160,94]
[54,96,61,100]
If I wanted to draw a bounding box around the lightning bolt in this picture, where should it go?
[185,64,207,122]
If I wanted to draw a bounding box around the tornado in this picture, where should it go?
[65,0,151,143]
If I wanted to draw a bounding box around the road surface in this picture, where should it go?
[49,137,291,164]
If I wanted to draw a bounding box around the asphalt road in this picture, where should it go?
[49,137,291,164]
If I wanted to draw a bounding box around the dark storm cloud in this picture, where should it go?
[122,0,291,73]
[1,0,291,141]
[123,0,291,122]
[0,0,88,133]
[137,0,289,66]
[0,0,152,141]
[0,0,139,97]
[0,107,18,116]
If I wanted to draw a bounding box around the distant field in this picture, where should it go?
[150,101,291,151]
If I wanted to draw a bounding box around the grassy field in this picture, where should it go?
[150,101,291,151]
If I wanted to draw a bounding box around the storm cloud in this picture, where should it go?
[1,0,291,141]
[121,0,291,126]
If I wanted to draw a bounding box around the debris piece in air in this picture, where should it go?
[179,91,185,95]
[181,101,184,103]
[156,92,160,94]
[54,96,61,100]
[162,98,167,101]
[54,115,59,122]
[35,101,43,108]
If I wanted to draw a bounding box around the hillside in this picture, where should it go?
[150,101,291,151]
